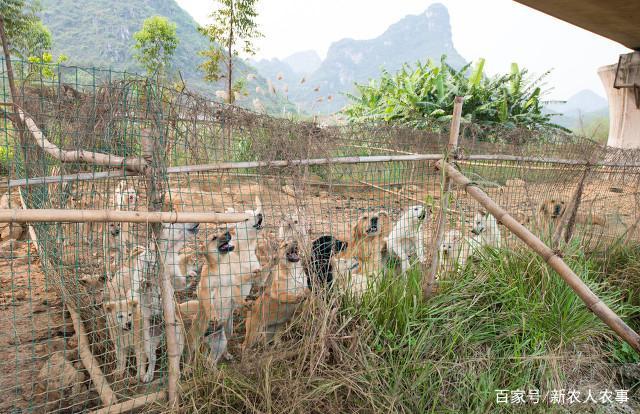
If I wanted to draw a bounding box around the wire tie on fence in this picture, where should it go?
[463,181,479,190]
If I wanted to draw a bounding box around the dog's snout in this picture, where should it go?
[125,321,132,330]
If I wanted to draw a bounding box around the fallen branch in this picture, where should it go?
[16,107,147,173]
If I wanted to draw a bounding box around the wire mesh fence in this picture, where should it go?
[1,58,640,412]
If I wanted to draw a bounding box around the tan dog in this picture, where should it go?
[182,227,244,367]
[538,198,606,230]
[348,210,390,275]
[103,270,146,381]
[243,239,308,349]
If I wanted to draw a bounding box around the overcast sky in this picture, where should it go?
[175,0,630,100]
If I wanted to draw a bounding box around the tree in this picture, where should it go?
[1,0,52,59]
[198,0,262,104]
[345,56,566,132]
[133,16,179,78]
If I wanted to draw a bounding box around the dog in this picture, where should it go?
[130,222,199,382]
[256,213,310,271]
[115,181,139,211]
[387,205,429,273]
[243,239,309,349]
[182,227,244,367]
[333,257,372,299]
[305,235,349,290]
[538,198,606,230]
[225,198,264,299]
[470,210,502,249]
[348,210,391,275]
[438,229,472,274]
[103,268,146,381]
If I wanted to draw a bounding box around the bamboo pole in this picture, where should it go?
[9,153,640,189]
[437,160,640,354]
[16,108,148,173]
[88,391,166,414]
[0,208,251,223]
[424,96,464,298]
[67,305,118,406]
[142,124,182,407]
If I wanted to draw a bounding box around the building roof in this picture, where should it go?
[514,0,640,50]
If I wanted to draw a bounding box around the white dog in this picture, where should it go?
[131,222,199,383]
[439,211,502,275]
[439,229,473,274]
[387,205,429,273]
[470,210,501,249]
[114,180,138,210]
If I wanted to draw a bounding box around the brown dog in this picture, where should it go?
[181,227,245,367]
[347,210,391,275]
[243,239,308,349]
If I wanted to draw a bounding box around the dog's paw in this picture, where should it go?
[141,370,154,383]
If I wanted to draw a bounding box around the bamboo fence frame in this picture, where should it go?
[10,154,640,189]
[436,159,640,354]
[425,96,463,298]
[0,209,252,224]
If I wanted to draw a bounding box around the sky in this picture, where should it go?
[175,0,631,100]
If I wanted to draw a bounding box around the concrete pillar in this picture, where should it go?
[598,63,640,148]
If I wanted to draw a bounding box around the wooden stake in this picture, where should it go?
[67,305,118,406]
[425,96,464,298]
[88,391,166,414]
[437,160,640,354]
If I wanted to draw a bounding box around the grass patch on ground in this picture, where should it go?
[173,244,640,413]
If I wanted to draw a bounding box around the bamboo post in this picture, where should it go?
[142,124,182,407]
[67,305,118,406]
[0,208,251,223]
[424,96,464,298]
[437,160,640,354]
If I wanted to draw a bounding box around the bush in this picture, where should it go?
[345,56,567,133]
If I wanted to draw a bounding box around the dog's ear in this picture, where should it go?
[103,301,115,313]
[351,218,364,240]
[128,298,139,308]
[539,201,548,214]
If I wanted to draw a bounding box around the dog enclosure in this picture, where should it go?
[2,56,640,413]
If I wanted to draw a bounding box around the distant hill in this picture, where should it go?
[38,0,284,111]
[547,89,609,129]
[283,50,322,76]
[276,3,467,113]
